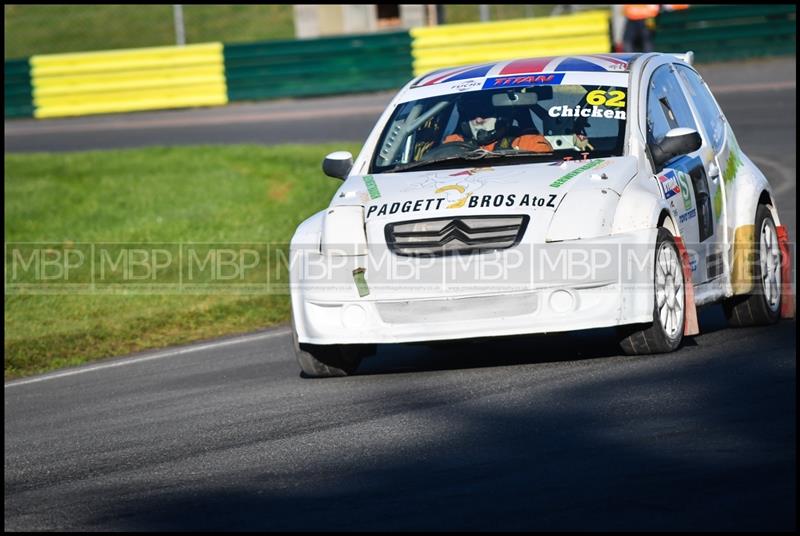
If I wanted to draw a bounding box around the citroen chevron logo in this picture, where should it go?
[387,216,529,256]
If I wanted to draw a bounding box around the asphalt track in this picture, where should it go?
[4,59,797,530]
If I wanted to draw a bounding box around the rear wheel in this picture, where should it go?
[291,320,371,378]
[618,228,685,355]
[723,204,781,326]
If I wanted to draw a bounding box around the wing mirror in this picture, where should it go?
[652,127,702,168]
[322,151,353,180]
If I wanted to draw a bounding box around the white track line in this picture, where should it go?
[5,105,388,136]
[750,155,796,197]
[4,327,291,388]
[709,80,796,94]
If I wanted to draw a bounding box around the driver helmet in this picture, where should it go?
[460,93,508,146]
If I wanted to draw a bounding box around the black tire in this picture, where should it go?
[291,319,372,378]
[618,228,685,355]
[723,204,781,327]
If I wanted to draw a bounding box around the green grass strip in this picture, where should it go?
[4,143,360,379]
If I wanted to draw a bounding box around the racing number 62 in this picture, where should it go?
[586,89,626,107]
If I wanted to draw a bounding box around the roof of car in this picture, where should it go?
[412,53,643,88]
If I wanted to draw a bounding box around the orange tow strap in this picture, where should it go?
[674,236,699,336]
[776,225,795,318]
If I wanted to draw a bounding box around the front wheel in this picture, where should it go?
[291,321,372,378]
[618,228,685,355]
[723,204,781,326]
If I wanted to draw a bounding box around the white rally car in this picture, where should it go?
[289,52,793,377]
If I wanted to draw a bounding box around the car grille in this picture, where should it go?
[385,215,529,256]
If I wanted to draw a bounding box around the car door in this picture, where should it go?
[644,63,722,284]
[674,64,733,279]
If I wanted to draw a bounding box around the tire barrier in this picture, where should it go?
[30,43,227,118]
[410,10,611,76]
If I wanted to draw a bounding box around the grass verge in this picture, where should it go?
[4,143,360,379]
[4,5,295,58]
[4,5,592,58]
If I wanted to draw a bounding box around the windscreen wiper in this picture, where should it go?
[389,149,492,172]
[390,148,554,172]
[470,149,557,160]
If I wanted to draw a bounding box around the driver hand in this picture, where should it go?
[573,133,594,151]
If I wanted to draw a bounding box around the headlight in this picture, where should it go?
[321,205,367,256]
[545,189,621,242]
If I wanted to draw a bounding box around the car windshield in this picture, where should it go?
[371,84,629,174]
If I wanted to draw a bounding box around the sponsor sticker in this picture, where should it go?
[679,208,697,223]
[362,175,381,200]
[657,171,681,200]
[585,89,626,107]
[549,159,605,188]
[676,171,693,210]
[365,193,561,219]
[468,193,558,209]
[482,73,565,89]
[450,79,483,92]
[366,198,447,219]
[365,166,560,219]
[436,183,470,208]
[723,130,742,185]
[547,105,626,120]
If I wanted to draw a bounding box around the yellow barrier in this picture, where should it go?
[410,10,612,76]
[31,43,227,118]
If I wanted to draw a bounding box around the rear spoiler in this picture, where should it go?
[670,51,694,66]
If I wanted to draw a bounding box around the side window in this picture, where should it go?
[676,65,726,153]
[646,64,698,161]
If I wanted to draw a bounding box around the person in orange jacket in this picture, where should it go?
[442,95,553,153]
[623,4,661,52]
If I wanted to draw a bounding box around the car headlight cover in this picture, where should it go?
[545,188,621,242]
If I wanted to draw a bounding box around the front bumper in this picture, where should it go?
[291,228,658,345]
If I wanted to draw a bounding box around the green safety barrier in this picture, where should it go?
[224,31,413,102]
[5,58,34,118]
[655,4,796,63]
